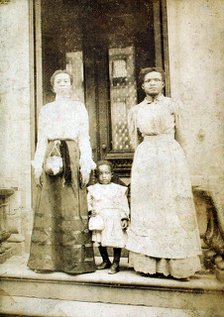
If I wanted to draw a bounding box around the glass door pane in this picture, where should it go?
[109,46,137,151]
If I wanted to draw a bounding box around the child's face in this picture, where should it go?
[98,164,112,185]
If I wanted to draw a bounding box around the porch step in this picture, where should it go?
[0,297,216,317]
[0,254,224,317]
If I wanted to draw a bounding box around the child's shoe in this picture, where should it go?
[97,260,111,270]
[108,263,120,274]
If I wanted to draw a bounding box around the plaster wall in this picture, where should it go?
[0,0,33,249]
[167,0,224,189]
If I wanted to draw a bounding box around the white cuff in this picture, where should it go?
[79,157,96,174]
[31,161,43,178]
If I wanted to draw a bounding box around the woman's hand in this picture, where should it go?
[80,169,90,188]
[121,219,129,230]
[34,168,43,187]
[34,175,42,187]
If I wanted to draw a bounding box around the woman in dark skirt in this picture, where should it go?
[28,69,96,274]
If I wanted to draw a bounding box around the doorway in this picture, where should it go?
[34,0,169,180]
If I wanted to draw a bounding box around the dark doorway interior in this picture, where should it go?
[40,0,167,176]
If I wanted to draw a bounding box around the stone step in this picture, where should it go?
[0,254,224,317]
[0,296,214,317]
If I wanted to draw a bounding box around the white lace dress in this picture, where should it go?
[87,183,130,248]
[126,95,202,278]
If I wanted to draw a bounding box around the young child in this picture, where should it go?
[87,160,130,274]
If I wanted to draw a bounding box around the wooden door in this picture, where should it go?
[82,0,169,180]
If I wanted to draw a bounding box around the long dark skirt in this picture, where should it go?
[28,140,96,274]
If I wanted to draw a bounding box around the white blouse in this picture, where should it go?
[128,95,187,150]
[32,97,96,175]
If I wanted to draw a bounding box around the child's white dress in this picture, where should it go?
[87,182,130,248]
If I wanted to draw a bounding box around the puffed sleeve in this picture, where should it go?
[31,107,48,178]
[78,103,96,174]
[127,106,138,149]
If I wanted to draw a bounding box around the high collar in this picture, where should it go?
[144,93,164,104]
[55,95,71,102]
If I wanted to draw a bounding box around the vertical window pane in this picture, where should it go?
[112,59,127,78]
[109,46,137,151]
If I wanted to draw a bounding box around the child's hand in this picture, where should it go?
[121,219,128,229]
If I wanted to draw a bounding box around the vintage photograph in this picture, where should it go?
[0,0,224,316]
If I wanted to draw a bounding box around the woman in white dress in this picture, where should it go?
[28,70,96,274]
[126,67,202,279]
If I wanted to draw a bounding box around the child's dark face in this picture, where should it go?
[98,164,112,185]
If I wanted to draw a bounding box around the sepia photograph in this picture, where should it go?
[0,0,224,316]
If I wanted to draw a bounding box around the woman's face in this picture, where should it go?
[98,164,112,185]
[53,73,72,96]
[142,71,164,96]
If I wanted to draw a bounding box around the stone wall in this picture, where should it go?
[167,0,224,190]
[0,0,32,251]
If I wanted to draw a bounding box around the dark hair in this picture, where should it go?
[139,67,165,84]
[96,160,113,175]
[50,69,73,88]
